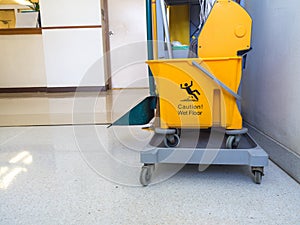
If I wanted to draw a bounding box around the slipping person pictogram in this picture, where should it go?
[180,81,200,101]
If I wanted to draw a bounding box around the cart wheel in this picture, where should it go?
[254,171,262,184]
[140,165,153,186]
[164,134,180,148]
[226,135,240,149]
[226,136,235,149]
[175,128,181,137]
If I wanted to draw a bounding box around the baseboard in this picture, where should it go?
[0,87,47,93]
[0,86,108,93]
[244,121,300,183]
[47,86,108,93]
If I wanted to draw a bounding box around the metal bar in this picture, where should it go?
[192,61,242,100]
[146,0,156,95]
[159,0,173,58]
[152,0,158,59]
[156,0,165,58]
[146,0,153,59]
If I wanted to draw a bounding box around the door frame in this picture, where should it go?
[100,0,112,90]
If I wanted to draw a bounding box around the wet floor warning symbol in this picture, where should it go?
[180,81,200,102]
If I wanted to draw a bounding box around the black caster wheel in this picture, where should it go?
[164,134,180,148]
[140,165,154,186]
[226,135,241,149]
[251,167,264,184]
[254,171,262,184]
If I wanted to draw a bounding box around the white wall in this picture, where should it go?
[242,0,300,155]
[0,35,47,88]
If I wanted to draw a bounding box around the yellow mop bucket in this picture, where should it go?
[147,57,243,130]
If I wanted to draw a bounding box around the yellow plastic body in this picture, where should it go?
[198,0,252,57]
[147,58,243,129]
[147,0,251,130]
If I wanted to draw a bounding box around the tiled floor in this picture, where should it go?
[0,89,149,126]
[0,90,299,225]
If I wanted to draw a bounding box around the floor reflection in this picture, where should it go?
[0,151,32,189]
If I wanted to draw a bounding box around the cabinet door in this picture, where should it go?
[40,0,105,88]
[0,35,47,88]
[42,28,104,87]
[40,0,101,27]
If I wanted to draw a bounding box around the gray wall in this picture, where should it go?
[242,0,300,180]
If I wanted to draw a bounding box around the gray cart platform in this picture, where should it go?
[140,129,269,186]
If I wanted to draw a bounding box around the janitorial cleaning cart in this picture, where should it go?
[111,0,268,186]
